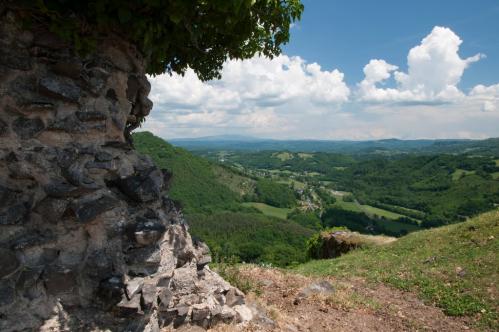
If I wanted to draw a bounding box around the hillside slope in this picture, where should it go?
[133,131,314,266]
[134,131,240,212]
[295,209,499,329]
[209,211,498,331]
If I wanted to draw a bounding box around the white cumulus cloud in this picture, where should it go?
[142,26,499,140]
[359,26,485,103]
[144,55,349,138]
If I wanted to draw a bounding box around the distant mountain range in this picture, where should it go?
[168,135,499,155]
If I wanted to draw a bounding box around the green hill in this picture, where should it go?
[295,210,499,329]
[133,131,313,266]
[133,131,240,212]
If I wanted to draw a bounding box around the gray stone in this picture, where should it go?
[233,304,253,322]
[126,247,161,276]
[39,76,81,102]
[0,248,20,278]
[0,48,31,71]
[83,251,113,280]
[141,282,157,309]
[105,89,118,103]
[43,266,77,296]
[225,288,245,307]
[75,111,107,122]
[125,277,144,298]
[97,275,125,307]
[116,293,141,316]
[294,280,335,305]
[12,116,44,139]
[43,178,81,198]
[62,160,98,189]
[34,197,68,223]
[157,287,173,310]
[0,281,15,307]
[126,75,141,101]
[0,118,8,136]
[191,304,210,324]
[139,95,153,117]
[71,194,120,223]
[117,168,163,202]
[51,61,82,80]
[173,305,191,328]
[216,305,237,323]
[81,67,109,95]
[196,256,211,271]
[95,151,113,162]
[0,202,28,225]
[134,217,166,246]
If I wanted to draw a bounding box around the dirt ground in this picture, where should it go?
[209,266,475,332]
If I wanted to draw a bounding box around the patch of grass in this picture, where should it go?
[492,172,499,180]
[241,202,292,219]
[213,258,261,295]
[273,152,294,161]
[495,159,499,167]
[298,153,313,159]
[452,169,476,181]
[361,204,406,220]
[294,210,499,329]
[333,197,363,213]
[212,165,255,197]
[375,219,421,233]
[277,178,306,190]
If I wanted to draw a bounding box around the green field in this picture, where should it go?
[295,210,499,329]
[495,159,499,167]
[375,218,421,233]
[242,202,292,219]
[361,204,406,219]
[333,197,406,220]
[277,178,306,190]
[331,196,420,234]
[493,172,499,180]
[452,169,476,181]
[333,197,363,212]
[298,153,313,159]
[273,152,293,161]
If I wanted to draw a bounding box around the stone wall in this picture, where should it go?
[0,9,247,331]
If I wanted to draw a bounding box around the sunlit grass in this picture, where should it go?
[295,210,499,329]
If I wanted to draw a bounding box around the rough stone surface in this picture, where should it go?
[0,10,248,331]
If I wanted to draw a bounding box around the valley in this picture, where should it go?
[134,132,499,263]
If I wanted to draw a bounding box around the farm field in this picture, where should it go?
[361,204,406,220]
[242,202,292,220]
[452,169,476,181]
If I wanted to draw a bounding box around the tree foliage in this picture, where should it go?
[18,0,303,78]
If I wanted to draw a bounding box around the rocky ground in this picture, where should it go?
[202,266,475,332]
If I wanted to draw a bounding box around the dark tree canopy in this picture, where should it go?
[16,0,303,80]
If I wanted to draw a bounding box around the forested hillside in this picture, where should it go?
[133,132,313,266]
[134,132,499,266]
[200,149,499,228]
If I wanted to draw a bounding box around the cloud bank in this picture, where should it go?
[143,26,499,140]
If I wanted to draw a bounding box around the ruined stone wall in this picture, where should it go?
[0,10,247,331]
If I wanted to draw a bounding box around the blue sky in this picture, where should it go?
[284,0,499,90]
[144,1,499,140]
